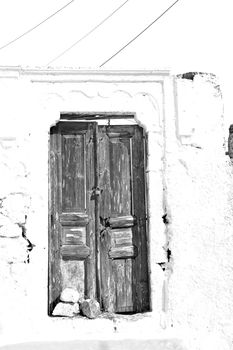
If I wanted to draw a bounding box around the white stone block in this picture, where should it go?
[60,287,80,303]
[52,302,80,317]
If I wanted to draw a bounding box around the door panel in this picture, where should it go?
[49,122,149,315]
[61,134,85,212]
[112,259,133,312]
[99,125,149,313]
[109,134,131,216]
[48,122,97,314]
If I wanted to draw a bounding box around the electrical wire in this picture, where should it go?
[100,0,180,67]
[46,0,129,66]
[0,0,75,51]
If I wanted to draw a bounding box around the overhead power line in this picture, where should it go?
[0,0,75,51]
[100,0,180,67]
[47,0,129,66]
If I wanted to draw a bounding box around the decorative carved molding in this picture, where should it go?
[0,66,168,136]
[42,87,162,133]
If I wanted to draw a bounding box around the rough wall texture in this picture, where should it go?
[167,73,233,349]
[0,69,232,350]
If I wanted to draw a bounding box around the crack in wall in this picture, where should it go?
[17,215,35,263]
[159,209,173,271]
[158,205,174,329]
[157,77,175,328]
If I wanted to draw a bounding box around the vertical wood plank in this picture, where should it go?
[84,123,96,299]
[48,126,62,315]
[125,258,133,310]
[132,126,150,312]
[99,126,116,312]
[94,123,101,304]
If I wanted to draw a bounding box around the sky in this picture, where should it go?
[0,0,231,124]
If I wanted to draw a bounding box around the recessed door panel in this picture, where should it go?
[61,134,85,212]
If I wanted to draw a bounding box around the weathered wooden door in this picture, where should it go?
[98,125,149,313]
[49,121,150,315]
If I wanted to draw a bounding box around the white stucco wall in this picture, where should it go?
[0,68,231,350]
[165,74,233,349]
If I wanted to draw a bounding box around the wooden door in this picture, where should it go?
[98,125,149,313]
[48,122,97,315]
[49,121,150,315]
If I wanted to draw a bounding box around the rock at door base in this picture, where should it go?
[80,299,101,319]
[52,302,80,317]
[60,287,79,303]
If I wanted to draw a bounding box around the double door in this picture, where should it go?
[49,121,150,314]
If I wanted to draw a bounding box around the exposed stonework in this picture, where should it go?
[0,193,34,264]
[0,134,34,265]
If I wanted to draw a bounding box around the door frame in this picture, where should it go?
[48,113,151,315]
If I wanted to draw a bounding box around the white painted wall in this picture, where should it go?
[167,74,233,350]
[0,68,231,350]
